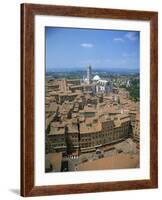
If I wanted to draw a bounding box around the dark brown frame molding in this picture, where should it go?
[21,3,158,197]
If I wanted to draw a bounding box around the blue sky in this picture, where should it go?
[45,27,140,72]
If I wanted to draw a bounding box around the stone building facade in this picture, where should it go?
[47,113,131,153]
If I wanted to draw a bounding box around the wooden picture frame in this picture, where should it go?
[21,3,158,197]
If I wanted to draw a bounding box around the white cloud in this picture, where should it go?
[113,37,124,42]
[80,43,94,48]
[125,32,138,41]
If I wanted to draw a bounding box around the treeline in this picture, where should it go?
[127,79,140,102]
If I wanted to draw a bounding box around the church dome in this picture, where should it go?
[93,75,101,81]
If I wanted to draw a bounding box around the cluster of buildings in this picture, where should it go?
[45,66,140,157]
[83,65,113,93]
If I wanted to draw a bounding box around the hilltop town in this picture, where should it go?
[45,66,140,172]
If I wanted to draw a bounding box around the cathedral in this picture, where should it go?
[83,65,112,94]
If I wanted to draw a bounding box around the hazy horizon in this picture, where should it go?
[46,67,139,73]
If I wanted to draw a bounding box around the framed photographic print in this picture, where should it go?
[21,3,158,197]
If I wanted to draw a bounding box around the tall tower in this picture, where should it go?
[87,65,92,84]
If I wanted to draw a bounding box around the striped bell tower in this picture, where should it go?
[87,65,92,84]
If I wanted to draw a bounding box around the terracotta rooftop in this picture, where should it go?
[49,122,65,135]
[80,121,102,134]
[49,127,65,136]
[46,102,59,113]
[67,124,78,134]
[83,106,96,113]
